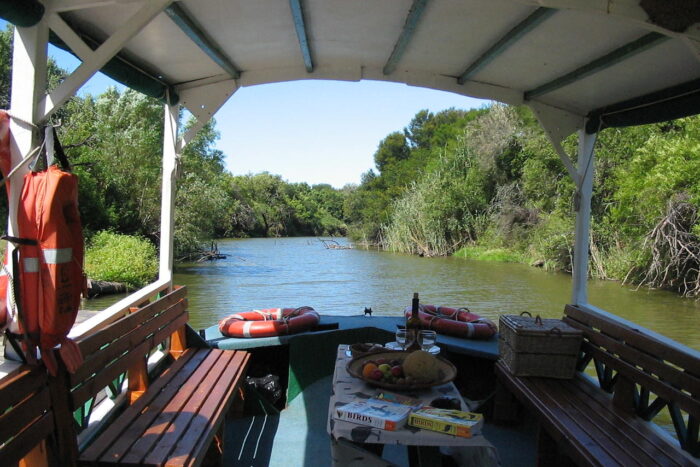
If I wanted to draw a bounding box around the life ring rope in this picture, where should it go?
[406,304,496,340]
[219,306,320,338]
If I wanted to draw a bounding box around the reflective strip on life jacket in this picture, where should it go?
[23,258,39,273]
[43,248,72,264]
[15,249,72,274]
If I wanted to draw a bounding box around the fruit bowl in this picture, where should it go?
[346,351,457,391]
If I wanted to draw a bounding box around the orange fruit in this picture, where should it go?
[362,362,378,379]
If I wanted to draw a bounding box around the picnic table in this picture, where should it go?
[327,345,498,466]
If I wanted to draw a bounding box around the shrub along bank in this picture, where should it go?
[347,105,700,298]
[84,231,158,289]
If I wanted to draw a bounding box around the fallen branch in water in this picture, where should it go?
[196,242,228,262]
[319,238,352,250]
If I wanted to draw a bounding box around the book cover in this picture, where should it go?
[334,399,412,431]
[408,408,483,438]
[373,391,423,410]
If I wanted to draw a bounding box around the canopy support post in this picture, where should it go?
[40,0,172,121]
[572,129,597,306]
[159,102,179,288]
[6,20,49,335]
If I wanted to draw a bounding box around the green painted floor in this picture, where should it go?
[224,376,334,466]
[224,374,536,466]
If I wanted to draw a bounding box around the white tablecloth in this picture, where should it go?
[327,345,499,466]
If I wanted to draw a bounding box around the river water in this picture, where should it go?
[88,237,699,350]
[162,237,697,350]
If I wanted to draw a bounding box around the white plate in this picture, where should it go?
[384,341,440,354]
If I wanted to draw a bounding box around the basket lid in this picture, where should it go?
[500,314,582,337]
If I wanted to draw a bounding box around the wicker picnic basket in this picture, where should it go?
[499,312,582,379]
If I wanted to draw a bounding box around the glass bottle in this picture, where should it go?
[406,292,422,351]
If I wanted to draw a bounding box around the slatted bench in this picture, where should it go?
[495,304,699,467]
[52,285,250,466]
[0,365,54,465]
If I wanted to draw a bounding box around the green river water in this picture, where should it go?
[91,237,699,351]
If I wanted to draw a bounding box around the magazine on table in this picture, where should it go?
[334,399,412,431]
[408,407,483,438]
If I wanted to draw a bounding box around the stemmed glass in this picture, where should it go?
[396,329,408,350]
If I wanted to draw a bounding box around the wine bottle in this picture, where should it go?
[406,292,422,351]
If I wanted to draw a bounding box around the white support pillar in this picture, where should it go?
[159,102,178,285]
[7,21,49,333]
[571,129,597,305]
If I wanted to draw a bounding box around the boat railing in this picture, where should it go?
[69,277,171,340]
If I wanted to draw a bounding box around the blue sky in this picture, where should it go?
[6,20,487,187]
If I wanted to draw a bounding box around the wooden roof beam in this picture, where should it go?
[288,0,314,73]
[525,32,669,100]
[165,1,240,79]
[383,0,430,75]
[458,7,556,85]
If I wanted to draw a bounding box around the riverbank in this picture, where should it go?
[454,245,523,263]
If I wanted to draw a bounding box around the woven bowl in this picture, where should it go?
[346,351,457,391]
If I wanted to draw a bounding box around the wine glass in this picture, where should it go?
[396,329,408,350]
[419,330,437,351]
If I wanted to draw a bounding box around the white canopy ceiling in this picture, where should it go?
[32,0,700,135]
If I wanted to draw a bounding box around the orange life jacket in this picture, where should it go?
[17,165,85,374]
[0,113,85,374]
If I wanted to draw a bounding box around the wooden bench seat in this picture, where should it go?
[49,285,250,467]
[80,347,248,466]
[0,365,54,465]
[496,362,695,466]
[495,304,699,467]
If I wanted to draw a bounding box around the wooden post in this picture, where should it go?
[18,440,49,467]
[47,357,79,466]
[536,426,562,467]
[612,374,636,413]
[493,380,520,423]
[127,356,149,404]
[169,326,187,359]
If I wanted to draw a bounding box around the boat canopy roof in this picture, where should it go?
[3,0,700,135]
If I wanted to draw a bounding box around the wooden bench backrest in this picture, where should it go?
[70,285,189,410]
[564,304,700,455]
[0,366,53,465]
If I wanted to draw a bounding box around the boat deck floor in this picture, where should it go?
[225,375,537,466]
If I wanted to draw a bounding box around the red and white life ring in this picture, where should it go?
[404,305,497,340]
[218,306,320,338]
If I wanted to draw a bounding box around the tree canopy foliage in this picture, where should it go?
[0,25,348,266]
[348,102,700,297]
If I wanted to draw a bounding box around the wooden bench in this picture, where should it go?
[0,365,54,466]
[51,285,250,466]
[495,304,699,467]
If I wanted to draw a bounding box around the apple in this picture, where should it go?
[390,365,403,377]
[370,369,383,381]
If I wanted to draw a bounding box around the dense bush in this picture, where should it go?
[84,231,158,288]
[347,103,700,297]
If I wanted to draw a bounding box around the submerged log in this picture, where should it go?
[86,279,130,298]
[196,242,228,262]
[319,238,352,250]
